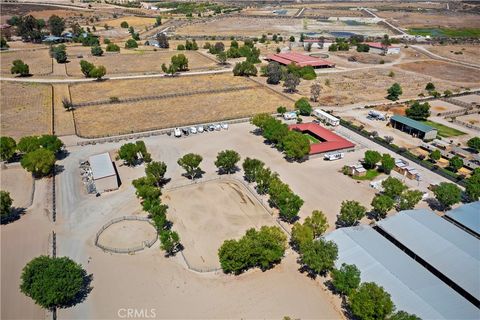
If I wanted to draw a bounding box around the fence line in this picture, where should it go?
[452,119,480,132]
[437,108,479,117]
[95,216,158,254]
[442,97,479,109]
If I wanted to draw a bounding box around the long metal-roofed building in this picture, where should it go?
[377,209,480,305]
[445,202,480,235]
[390,115,438,140]
[88,152,119,193]
[265,52,335,68]
[325,225,479,319]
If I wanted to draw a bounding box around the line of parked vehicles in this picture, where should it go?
[171,123,229,138]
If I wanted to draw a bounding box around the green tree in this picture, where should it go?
[242,158,264,183]
[448,155,463,172]
[276,190,303,223]
[304,210,329,237]
[311,82,321,102]
[89,65,106,80]
[425,82,435,91]
[467,137,480,153]
[1,37,9,49]
[434,182,461,210]
[155,16,162,26]
[124,39,138,48]
[118,143,139,166]
[364,150,381,169]
[91,45,103,56]
[233,61,257,76]
[349,282,395,320]
[465,170,480,201]
[0,136,16,161]
[255,167,275,195]
[382,177,407,199]
[10,59,30,76]
[262,118,288,144]
[291,222,314,251]
[106,43,120,52]
[405,101,431,121]
[265,61,283,85]
[300,238,338,275]
[171,54,189,71]
[397,189,423,211]
[389,311,421,320]
[51,44,67,63]
[281,131,310,160]
[48,15,65,36]
[20,256,91,310]
[380,153,395,174]
[294,98,312,116]
[371,194,395,219]
[387,83,402,101]
[38,135,64,153]
[80,60,94,77]
[217,51,227,64]
[283,73,300,93]
[159,230,180,255]
[178,153,203,180]
[337,200,366,227]
[157,33,169,48]
[429,149,441,162]
[145,161,167,187]
[289,35,295,42]
[17,136,40,153]
[331,263,361,296]
[20,148,55,177]
[277,106,287,115]
[215,150,240,174]
[1,191,13,217]
[120,21,129,28]
[161,62,177,76]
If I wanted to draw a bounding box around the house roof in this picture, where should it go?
[289,122,355,154]
[365,42,398,49]
[377,209,480,301]
[89,152,116,180]
[325,225,479,319]
[265,52,335,67]
[391,115,437,133]
[446,202,480,235]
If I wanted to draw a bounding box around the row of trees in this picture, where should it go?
[0,135,63,177]
[7,14,65,42]
[177,39,199,51]
[117,140,152,166]
[251,113,311,160]
[79,60,107,80]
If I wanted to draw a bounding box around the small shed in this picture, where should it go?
[89,152,119,193]
[348,163,366,176]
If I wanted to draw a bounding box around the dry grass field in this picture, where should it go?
[425,45,480,66]
[0,82,52,138]
[332,51,398,64]
[98,16,157,29]
[396,61,480,83]
[65,48,217,76]
[163,179,277,270]
[376,11,480,29]
[0,49,52,76]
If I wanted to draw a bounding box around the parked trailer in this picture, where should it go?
[324,152,344,160]
[312,108,340,126]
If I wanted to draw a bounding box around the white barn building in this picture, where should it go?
[365,42,401,55]
[89,152,119,193]
[312,108,340,126]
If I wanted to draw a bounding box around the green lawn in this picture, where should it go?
[352,169,381,181]
[407,28,480,38]
[421,121,466,138]
[304,133,320,144]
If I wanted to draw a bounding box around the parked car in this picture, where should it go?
[190,126,197,134]
[214,123,221,131]
[221,123,229,130]
[182,128,190,136]
[198,126,204,133]
[208,124,215,131]
[203,125,209,132]
[174,128,182,137]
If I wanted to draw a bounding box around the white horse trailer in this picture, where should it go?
[312,109,340,126]
[324,152,344,161]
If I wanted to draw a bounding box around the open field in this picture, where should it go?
[395,61,480,84]
[163,179,277,270]
[455,94,480,104]
[99,16,157,29]
[0,82,52,139]
[456,114,480,126]
[332,51,398,64]
[0,165,34,209]
[97,219,157,250]
[73,86,291,137]
[69,74,251,103]
[421,120,466,138]
[429,99,464,114]
[376,11,480,29]
[65,48,217,76]
[0,49,52,76]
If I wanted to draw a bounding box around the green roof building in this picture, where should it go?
[390,115,438,141]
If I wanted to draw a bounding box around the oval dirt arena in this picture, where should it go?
[96,219,157,251]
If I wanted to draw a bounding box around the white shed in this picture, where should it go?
[312,108,340,126]
[89,152,119,193]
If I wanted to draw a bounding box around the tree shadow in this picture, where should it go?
[0,207,26,225]
[56,149,70,160]
[425,197,444,211]
[217,166,240,175]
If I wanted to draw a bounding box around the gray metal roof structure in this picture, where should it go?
[325,225,479,319]
[377,209,480,301]
[88,153,116,180]
[390,115,437,133]
[446,202,480,235]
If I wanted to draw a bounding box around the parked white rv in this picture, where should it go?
[312,108,340,126]
[324,152,344,161]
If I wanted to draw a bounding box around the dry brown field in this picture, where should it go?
[293,2,444,10]
[69,74,249,103]
[425,45,480,66]
[332,51,397,64]
[65,48,217,76]
[396,61,480,84]
[0,49,52,76]
[376,11,480,29]
[98,16,157,29]
[303,8,365,17]
[0,82,52,138]
[72,85,291,137]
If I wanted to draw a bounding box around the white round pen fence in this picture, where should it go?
[95,216,158,254]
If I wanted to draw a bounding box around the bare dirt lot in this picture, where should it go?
[163,179,277,270]
[0,82,52,138]
[0,49,52,76]
[425,45,480,66]
[65,48,218,76]
[0,165,34,208]
[376,11,480,29]
[97,219,157,250]
[396,61,480,84]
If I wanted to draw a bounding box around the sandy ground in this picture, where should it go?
[0,82,52,139]
[454,94,480,104]
[457,113,480,125]
[0,49,53,76]
[425,45,480,66]
[0,165,34,208]
[375,10,480,29]
[163,179,277,270]
[97,219,156,250]
[429,99,465,115]
[396,60,480,84]
[0,179,51,320]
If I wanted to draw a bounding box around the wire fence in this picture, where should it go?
[452,119,480,132]
[95,216,158,254]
